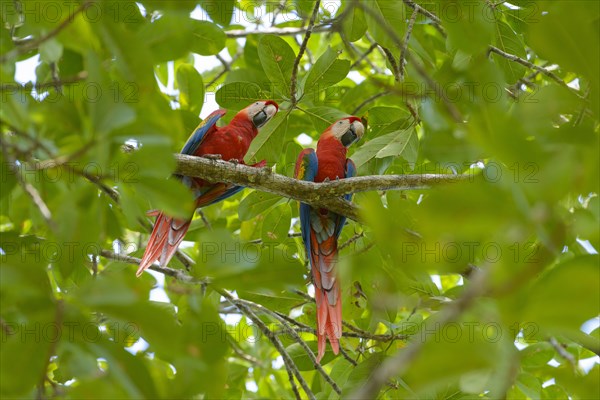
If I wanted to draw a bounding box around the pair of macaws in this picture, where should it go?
[136,100,365,362]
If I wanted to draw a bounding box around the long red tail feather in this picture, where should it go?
[136,212,191,276]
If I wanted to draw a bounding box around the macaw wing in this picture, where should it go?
[180,109,227,155]
[333,158,357,238]
[295,148,319,257]
[195,183,245,208]
[180,175,244,208]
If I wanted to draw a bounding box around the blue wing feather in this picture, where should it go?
[295,149,318,258]
[333,158,357,239]
[180,109,226,155]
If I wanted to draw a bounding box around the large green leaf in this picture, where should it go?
[302,47,351,96]
[238,191,282,221]
[176,64,205,116]
[190,20,227,56]
[493,21,527,83]
[261,203,291,244]
[352,124,416,167]
[523,255,600,334]
[216,82,264,110]
[245,111,290,163]
[361,0,405,49]
[199,0,234,26]
[258,35,296,97]
[341,6,367,42]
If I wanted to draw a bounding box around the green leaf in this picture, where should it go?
[515,372,542,399]
[343,353,386,392]
[0,234,56,397]
[361,0,405,49]
[136,14,196,63]
[216,82,264,110]
[351,124,416,167]
[342,6,367,42]
[245,111,289,163]
[523,255,600,334]
[237,291,304,313]
[306,106,350,133]
[261,203,291,244]
[520,342,555,369]
[39,38,63,64]
[258,35,296,96]
[529,3,599,91]
[493,21,527,83]
[133,178,195,220]
[199,230,303,291]
[286,341,337,370]
[177,64,205,116]
[302,47,351,96]
[190,20,227,55]
[199,0,234,26]
[366,106,411,136]
[238,191,282,221]
[443,1,494,54]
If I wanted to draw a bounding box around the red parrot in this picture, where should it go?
[294,117,365,362]
[136,101,279,276]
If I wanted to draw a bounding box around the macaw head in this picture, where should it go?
[244,100,279,128]
[327,116,365,147]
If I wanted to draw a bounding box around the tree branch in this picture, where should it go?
[173,154,470,222]
[290,0,321,105]
[99,250,204,284]
[225,24,330,38]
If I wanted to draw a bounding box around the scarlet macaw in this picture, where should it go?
[136,101,279,276]
[294,117,365,362]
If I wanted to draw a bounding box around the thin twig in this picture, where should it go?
[99,250,204,284]
[352,91,389,114]
[339,232,365,250]
[380,46,401,82]
[399,7,419,81]
[549,337,577,369]
[488,46,583,98]
[206,51,242,88]
[402,0,446,37]
[248,232,302,244]
[0,137,56,230]
[290,0,321,105]
[349,42,380,71]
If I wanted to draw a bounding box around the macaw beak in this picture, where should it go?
[340,120,364,147]
[252,102,278,128]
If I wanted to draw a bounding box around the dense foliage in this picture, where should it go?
[1,0,598,398]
